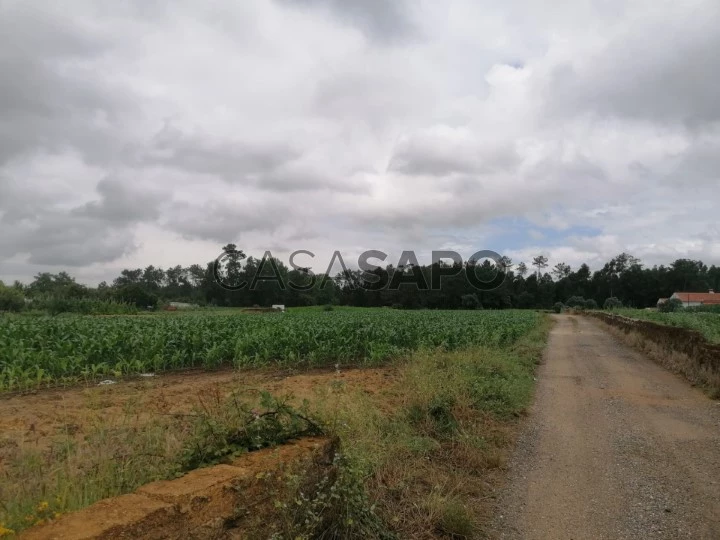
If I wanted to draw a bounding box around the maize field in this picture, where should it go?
[0,309,540,391]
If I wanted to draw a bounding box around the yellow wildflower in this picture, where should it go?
[0,525,17,537]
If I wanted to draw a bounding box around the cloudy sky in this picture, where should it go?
[1,0,719,284]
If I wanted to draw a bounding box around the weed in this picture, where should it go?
[435,498,475,538]
[179,390,322,471]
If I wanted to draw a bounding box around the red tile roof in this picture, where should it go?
[672,292,720,304]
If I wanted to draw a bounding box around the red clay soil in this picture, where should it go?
[0,365,397,458]
[20,437,336,539]
[3,367,395,538]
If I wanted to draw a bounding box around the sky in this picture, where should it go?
[1,0,719,285]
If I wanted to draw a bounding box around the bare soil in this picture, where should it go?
[491,314,720,539]
[0,366,397,457]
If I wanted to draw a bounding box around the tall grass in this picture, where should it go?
[307,315,551,538]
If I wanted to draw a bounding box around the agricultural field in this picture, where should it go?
[0,309,538,392]
[0,309,548,537]
[613,308,720,344]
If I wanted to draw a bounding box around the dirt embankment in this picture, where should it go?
[588,312,720,395]
[20,437,337,540]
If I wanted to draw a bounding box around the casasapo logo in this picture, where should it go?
[213,249,509,292]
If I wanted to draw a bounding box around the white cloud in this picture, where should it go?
[0,0,719,284]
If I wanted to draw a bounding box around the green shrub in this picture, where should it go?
[31,296,139,315]
[0,284,25,312]
[278,451,393,540]
[553,302,564,313]
[658,298,683,313]
[114,284,158,309]
[584,299,598,310]
[180,391,321,471]
[461,294,480,310]
[565,296,586,308]
[603,297,623,310]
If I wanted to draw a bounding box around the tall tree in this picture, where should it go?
[532,255,549,277]
[552,262,572,280]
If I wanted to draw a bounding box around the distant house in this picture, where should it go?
[271,304,286,312]
[658,290,720,308]
[168,302,198,309]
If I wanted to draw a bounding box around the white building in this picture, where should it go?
[664,290,720,307]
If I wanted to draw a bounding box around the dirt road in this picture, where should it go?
[492,314,720,539]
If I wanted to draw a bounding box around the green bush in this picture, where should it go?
[0,284,25,312]
[32,296,138,315]
[180,391,321,471]
[584,299,598,310]
[114,284,158,309]
[565,296,586,308]
[603,297,623,310]
[553,302,564,313]
[461,293,480,310]
[659,298,683,313]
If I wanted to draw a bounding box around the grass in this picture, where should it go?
[0,390,319,535]
[1,314,551,538]
[613,308,720,344]
[303,314,552,538]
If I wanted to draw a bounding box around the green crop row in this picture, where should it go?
[0,309,540,392]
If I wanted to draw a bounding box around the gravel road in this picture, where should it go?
[490,314,720,539]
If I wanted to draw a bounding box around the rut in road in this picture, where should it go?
[491,314,720,540]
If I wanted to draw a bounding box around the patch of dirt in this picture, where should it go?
[0,366,398,456]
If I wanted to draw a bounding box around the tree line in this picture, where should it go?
[1,246,719,313]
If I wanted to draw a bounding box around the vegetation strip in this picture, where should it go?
[608,308,720,344]
[0,309,537,391]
